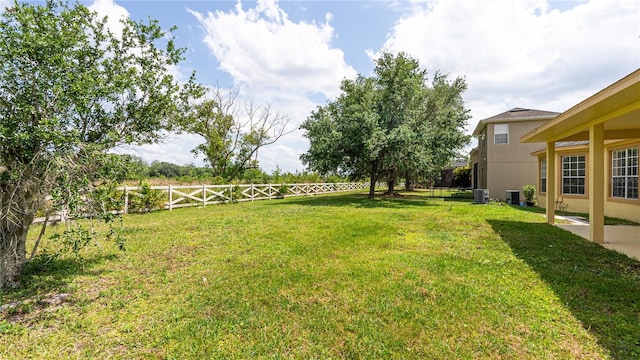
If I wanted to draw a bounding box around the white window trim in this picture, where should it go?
[611,147,639,200]
[561,155,586,195]
[540,158,547,193]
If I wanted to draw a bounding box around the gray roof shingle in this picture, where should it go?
[472,107,560,136]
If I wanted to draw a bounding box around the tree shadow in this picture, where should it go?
[443,197,474,203]
[1,253,116,304]
[488,220,640,359]
[268,192,438,209]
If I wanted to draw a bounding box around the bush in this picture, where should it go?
[522,184,536,204]
[276,184,289,198]
[129,182,165,213]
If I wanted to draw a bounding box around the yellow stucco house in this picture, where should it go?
[521,68,640,244]
[471,108,559,202]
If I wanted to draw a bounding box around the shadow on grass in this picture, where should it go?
[1,253,116,303]
[488,220,640,359]
[265,192,439,209]
[443,197,474,203]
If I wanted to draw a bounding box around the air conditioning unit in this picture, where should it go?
[474,189,489,204]
[506,190,520,205]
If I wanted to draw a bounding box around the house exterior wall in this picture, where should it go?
[470,149,479,189]
[538,193,640,222]
[537,194,591,214]
[474,129,488,189]
[485,120,548,201]
[605,201,640,223]
[535,140,640,223]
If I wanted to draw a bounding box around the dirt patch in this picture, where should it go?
[1,292,72,324]
[380,192,405,198]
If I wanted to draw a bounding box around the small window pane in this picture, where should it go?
[494,134,508,144]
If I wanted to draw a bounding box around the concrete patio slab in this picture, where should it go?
[555,218,640,261]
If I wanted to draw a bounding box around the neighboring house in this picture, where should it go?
[521,68,640,244]
[470,108,559,202]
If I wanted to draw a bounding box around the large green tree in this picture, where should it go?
[301,75,381,197]
[0,1,190,287]
[301,52,470,198]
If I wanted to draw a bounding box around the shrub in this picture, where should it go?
[522,184,536,204]
[129,182,165,213]
[276,184,289,198]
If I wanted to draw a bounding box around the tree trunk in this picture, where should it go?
[368,161,378,199]
[405,171,415,191]
[0,215,31,288]
[1,177,40,289]
[386,170,396,195]
[368,176,376,199]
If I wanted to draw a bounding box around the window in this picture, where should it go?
[611,147,639,199]
[494,124,508,144]
[540,158,547,193]
[562,155,585,195]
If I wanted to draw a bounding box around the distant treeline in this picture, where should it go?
[111,154,347,185]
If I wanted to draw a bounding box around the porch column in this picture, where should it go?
[589,123,605,244]
[545,141,556,224]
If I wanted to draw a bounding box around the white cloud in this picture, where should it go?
[88,0,130,37]
[188,0,356,100]
[88,0,190,82]
[380,0,640,135]
[259,138,308,174]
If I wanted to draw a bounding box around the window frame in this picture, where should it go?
[561,154,586,196]
[610,145,639,201]
[494,123,509,144]
[540,158,547,194]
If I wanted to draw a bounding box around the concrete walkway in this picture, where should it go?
[555,216,640,261]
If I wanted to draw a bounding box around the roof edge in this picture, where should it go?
[522,68,640,143]
[472,114,558,136]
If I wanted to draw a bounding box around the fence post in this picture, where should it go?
[168,185,173,211]
[268,184,272,200]
[123,185,129,214]
[202,184,206,207]
[251,184,254,202]
[229,184,233,202]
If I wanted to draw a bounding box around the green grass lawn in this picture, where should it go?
[1,192,639,359]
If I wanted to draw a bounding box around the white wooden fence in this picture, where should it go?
[119,182,368,213]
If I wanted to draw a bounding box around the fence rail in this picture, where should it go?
[119,182,368,213]
[31,184,471,224]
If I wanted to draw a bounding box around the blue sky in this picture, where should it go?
[4,0,640,172]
